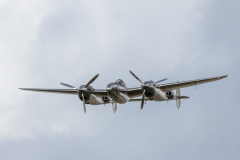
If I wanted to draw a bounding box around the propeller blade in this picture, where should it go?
[85,74,99,88]
[60,83,77,89]
[112,103,117,113]
[141,90,145,110]
[129,70,143,84]
[82,94,86,113]
[155,78,168,83]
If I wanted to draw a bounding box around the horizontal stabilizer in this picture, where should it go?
[129,98,150,102]
[176,96,189,99]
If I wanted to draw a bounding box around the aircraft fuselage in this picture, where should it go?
[142,81,168,101]
[106,82,129,104]
[106,79,169,104]
[77,85,107,105]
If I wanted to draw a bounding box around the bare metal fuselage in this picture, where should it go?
[106,79,169,104]
[19,74,227,113]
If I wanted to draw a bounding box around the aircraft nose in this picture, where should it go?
[106,83,115,93]
[107,84,118,97]
[107,83,113,90]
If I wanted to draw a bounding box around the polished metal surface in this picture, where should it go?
[106,80,130,104]
[18,88,77,94]
[19,72,228,112]
[159,75,228,91]
[128,70,169,109]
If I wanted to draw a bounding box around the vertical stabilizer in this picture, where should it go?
[176,88,181,109]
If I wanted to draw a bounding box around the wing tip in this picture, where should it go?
[220,75,228,79]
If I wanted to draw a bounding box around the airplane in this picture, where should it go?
[19,72,228,113]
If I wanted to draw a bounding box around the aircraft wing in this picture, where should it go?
[125,75,227,97]
[159,75,228,91]
[126,87,143,98]
[19,88,77,95]
[94,88,143,98]
[90,89,109,96]
[19,88,110,96]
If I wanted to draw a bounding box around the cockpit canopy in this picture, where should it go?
[143,81,153,85]
[115,79,127,88]
[144,80,158,87]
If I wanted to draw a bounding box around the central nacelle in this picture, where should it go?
[106,80,129,104]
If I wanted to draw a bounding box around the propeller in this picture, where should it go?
[60,74,99,113]
[82,93,86,113]
[155,78,168,83]
[85,74,99,88]
[60,83,78,89]
[129,70,168,110]
[141,90,145,110]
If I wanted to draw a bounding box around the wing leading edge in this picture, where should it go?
[159,75,228,91]
[19,88,77,95]
[126,75,227,97]
[19,88,110,96]
[19,75,227,96]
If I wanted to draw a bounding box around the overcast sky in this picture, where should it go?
[0,0,239,159]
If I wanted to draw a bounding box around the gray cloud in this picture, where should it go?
[0,0,239,159]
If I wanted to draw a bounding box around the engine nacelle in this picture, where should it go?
[165,90,174,99]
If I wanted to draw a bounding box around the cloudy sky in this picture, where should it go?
[0,0,239,159]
